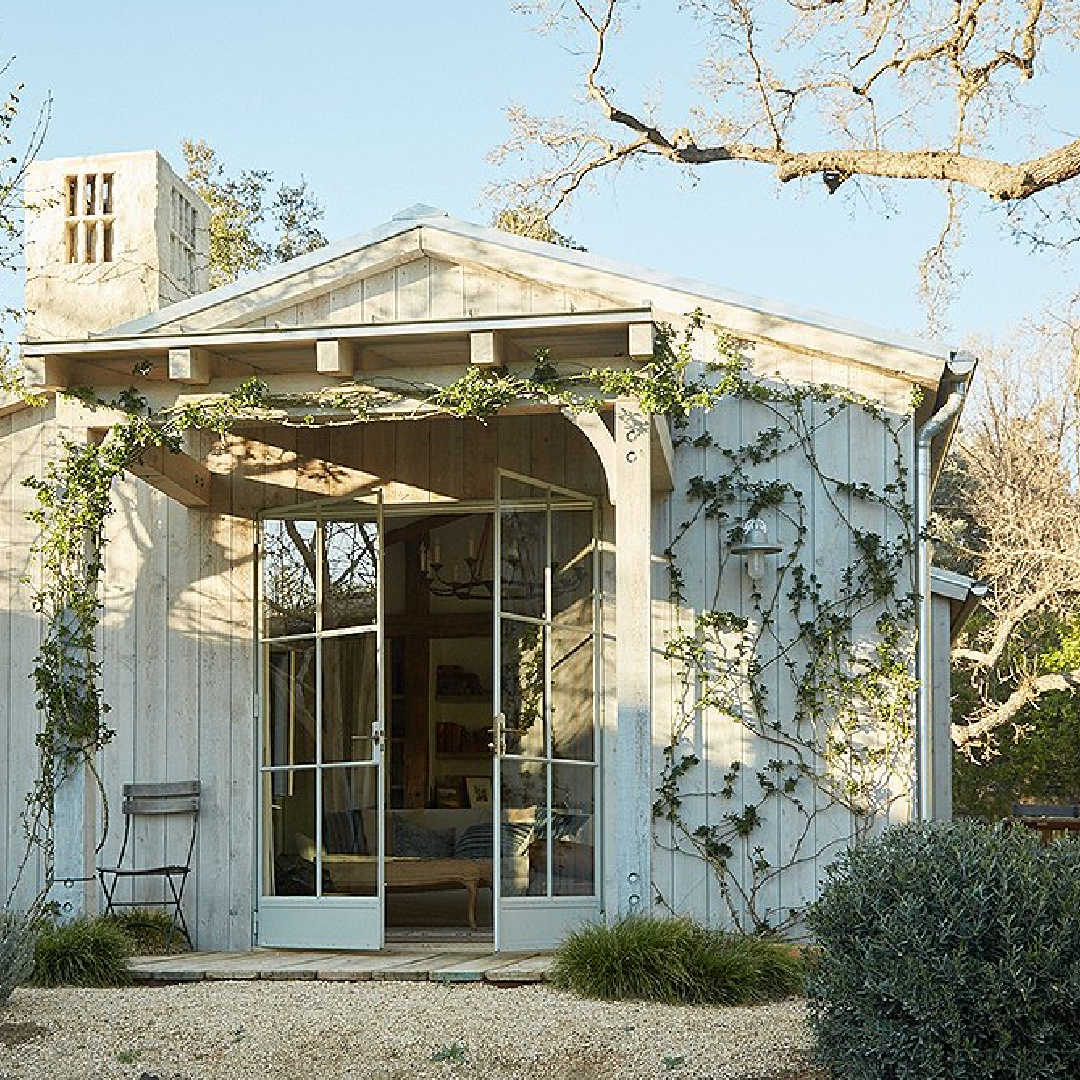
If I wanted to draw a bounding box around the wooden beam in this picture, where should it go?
[316,338,356,377]
[168,346,213,384]
[126,444,211,507]
[0,391,34,417]
[470,331,503,367]
[650,415,675,493]
[23,354,70,390]
[628,321,655,361]
[570,410,617,504]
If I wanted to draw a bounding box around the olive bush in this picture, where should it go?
[807,820,1080,1080]
[0,909,37,1005]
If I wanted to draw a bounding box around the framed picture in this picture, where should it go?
[466,776,492,808]
[436,782,464,809]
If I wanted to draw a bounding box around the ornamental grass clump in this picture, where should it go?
[31,915,131,987]
[552,915,804,1005]
[104,908,189,955]
[807,819,1080,1080]
[0,909,38,1005]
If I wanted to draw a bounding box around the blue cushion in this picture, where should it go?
[393,818,456,858]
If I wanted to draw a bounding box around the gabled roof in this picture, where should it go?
[95,205,951,387]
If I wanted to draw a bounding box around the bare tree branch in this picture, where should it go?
[495,0,1080,211]
[954,669,1080,749]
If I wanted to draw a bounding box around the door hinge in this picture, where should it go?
[251,907,259,941]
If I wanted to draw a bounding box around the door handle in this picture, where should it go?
[488,712,505,754]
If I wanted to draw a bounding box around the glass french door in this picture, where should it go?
[256,501,385,949]
[494,472,601,950]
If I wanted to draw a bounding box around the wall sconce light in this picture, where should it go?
[730,518,783,580]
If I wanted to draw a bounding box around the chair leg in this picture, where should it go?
[164,872,194,949]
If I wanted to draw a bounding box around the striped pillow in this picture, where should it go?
[454,820,535,860]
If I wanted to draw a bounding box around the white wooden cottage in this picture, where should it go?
[0,151,979,951]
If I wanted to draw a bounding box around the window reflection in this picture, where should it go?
[324,521,377,630]
[262,520,316,638]
[500,619,546,757]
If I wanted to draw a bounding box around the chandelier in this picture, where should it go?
[418,515,589,603]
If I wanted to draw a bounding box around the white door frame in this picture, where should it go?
[494,470,603,951]
[255,501,386,950]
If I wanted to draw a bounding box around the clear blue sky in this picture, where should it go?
[3,1,1075,350]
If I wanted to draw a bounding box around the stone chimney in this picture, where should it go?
[23,150,210,340]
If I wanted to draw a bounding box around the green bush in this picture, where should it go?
[104,909,189,955]
[0,909,38,1004]
[552,915,805,1005]
[31,915,132,987]
[807,820,1080,1080]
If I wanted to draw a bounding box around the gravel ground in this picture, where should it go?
[0,982,820,1080]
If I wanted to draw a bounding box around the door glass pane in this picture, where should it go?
[322,632,378,765]
[500,619,546,757]
[552,509,593,626]
[262,769,317,897]
[499,758,546,897]
[551,628,594,761]
[322,765,379,897]
[262,519,316,638]
[500,509,547,620]
[551,762,596,896]
[324,520,378,631]
[264,641,316,767]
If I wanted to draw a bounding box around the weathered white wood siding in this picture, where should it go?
[0,403,53,910]
[649,317,917,932]
[0,405,611,947]
[3,230,927,945]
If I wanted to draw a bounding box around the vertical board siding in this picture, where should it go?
[2,406,52,909]
[656,346,918,933]
[1,324,918,948]
[232,254,618,330]
[97,473,142,907]
[0,411,15,905]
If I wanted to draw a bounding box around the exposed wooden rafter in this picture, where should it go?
[123,441,212,508]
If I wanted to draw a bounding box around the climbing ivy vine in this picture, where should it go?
[6,317,918,934]
[653,355,919,932]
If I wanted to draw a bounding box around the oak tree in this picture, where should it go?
[497,0,1080,215]
[182,138,327,288]
[935,325,1080,752]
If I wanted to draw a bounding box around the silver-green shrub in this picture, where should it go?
[0,909,37,1005]
[807,820,1080,1080]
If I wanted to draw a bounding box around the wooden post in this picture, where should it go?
[931,594,953,820]
[50,751,92,919]
[612,397,653,918]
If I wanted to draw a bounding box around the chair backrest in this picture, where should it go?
[122,781,200,817]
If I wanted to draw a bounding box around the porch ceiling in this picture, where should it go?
[21,308,655,391]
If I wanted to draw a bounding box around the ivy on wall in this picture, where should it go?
[654,359,919,932]
[4,319,918,932]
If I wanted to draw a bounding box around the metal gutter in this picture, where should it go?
[915,351,977,822]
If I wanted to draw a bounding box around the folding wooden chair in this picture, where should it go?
[97,781,200,948]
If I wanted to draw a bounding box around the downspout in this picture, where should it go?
[915,351,976,821]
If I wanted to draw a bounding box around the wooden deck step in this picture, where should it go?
[129,947,553,984]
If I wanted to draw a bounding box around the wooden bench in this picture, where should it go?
[1010,803,1080,846]
[323,856,485,928]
